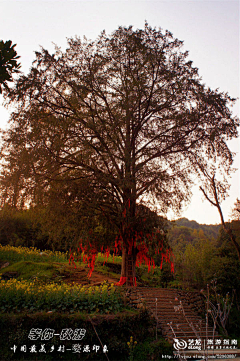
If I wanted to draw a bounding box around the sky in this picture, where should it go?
[0,0,239,225]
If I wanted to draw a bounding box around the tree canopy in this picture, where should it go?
[231,199,240,221]
[0,40,21,94]
[1,23,239,285]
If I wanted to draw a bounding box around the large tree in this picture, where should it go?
[1,24,239,285]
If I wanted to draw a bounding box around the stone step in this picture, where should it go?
[140,294,179,298]
[145,300,189,305]
[166,329,220,336]
[163,325,216,333]
[148,305,193,310]
[149,308,199,315]
[150,310,201,317]
[157,318,204,324]
[127,287,222,344]
[161,322,213,329]
[164,327,213,338]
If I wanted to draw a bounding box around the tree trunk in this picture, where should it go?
[214,189,240,261]
[200,179,240,262]
[119,245,137,287]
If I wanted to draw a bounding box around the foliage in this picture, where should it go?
[127,336,137,361]
[0,244,66,263]
[95,252,122,265]
[168,226,217,289]
[201,280,235,337]
[0,40,21,93]
[29,186,119,252]
[212,225,240,297]
[68,205,174,281]
[133,338,173,361]
[0,278,123,314]
[0,244,172,289]
[168,219,240,295]
[0,207,51,250]
[0,260,61,283]
[0,244,124,314]
[171,217,220,239]
[136,262,174,287]
[227,306,240,340]
[231,198,240,221]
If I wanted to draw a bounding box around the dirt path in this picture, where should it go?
[0,259,120,285]
[61,264,119,285]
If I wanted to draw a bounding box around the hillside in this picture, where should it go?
[170,217,221,239]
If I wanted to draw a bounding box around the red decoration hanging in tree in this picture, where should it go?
[68,226,175,283]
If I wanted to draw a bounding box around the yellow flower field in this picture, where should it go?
[0,244,123,313]
[0,244,66,263]
[0,278,122,313]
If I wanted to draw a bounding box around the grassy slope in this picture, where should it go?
[0,252,172,288]
[0,260,69,282]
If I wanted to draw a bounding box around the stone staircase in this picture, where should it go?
[126,287,220,344]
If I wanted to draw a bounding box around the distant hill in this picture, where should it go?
[170,217,221,240]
